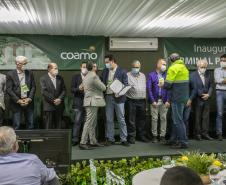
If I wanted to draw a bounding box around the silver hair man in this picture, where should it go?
[0,126,18,155]
[15,56,28,64]
[197,59,208,67]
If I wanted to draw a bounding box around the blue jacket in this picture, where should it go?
[190,70,213,103]
[101,67,128,103]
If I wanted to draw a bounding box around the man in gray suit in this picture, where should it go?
[0,73,6,126]
[79,61,106,150]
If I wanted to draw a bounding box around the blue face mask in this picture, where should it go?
[131,68,140,74]
[105,63,111,69]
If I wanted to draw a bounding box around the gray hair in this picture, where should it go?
[197,59,208,67]
[15,56,27,64]
[132,60,141,66]
[0,126,17,155]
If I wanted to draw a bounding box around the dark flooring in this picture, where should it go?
[71,139,226,161]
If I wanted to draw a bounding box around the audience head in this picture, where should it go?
[47,63,58,77]
[131,60,141,74]
[160,166,203,185]
[156,58,167,72]
[168,53,180,62]
[0,126,19,155]
[86,61,94,71]
[105,54,117,70]
[220,54,226,69]
[197,59,208,74]
[80,62,88,75]
[15,56,28,72]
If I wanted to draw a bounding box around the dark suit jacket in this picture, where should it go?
[71,73,84,109]
[6,70,36,111]
[101,67,128,103]
[40,74,66,111]
[190,70,213,103]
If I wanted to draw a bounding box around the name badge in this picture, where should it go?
[21,84,29,93]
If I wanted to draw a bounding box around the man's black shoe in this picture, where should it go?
[170,143,188,149]
[79,144,93,150]
[121,141,130,147]
[152,136,158,143]
[202,134,213,140]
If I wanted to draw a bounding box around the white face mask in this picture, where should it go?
[161,65,166,72]
[199,68,206,74]
[81,68,88,75]
[54,69,58,76]
[51,69,58,77]
[220,62,226,68]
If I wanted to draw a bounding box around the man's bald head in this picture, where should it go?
[47,63,58,77]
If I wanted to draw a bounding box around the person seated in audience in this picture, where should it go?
[160,166,203,185]
[0,126,60,185]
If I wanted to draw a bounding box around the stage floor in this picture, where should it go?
[71,139,226,161]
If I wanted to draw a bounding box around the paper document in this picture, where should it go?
[109,79,131,97]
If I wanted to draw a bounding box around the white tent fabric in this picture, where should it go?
[0,0,226,37]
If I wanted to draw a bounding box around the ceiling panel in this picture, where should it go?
[0,0,226,37]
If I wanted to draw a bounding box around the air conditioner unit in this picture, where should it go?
[109,37,158,51]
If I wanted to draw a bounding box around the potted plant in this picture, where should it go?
[176,152,223,184]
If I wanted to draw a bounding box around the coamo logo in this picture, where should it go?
[60,52,98,60]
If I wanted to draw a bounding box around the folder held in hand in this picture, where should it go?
[109,79,131,97]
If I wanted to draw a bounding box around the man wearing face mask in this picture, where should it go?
[40,63,66,129]
[101,54,130,146]
[163,53,189,149]
[190,59,213,141]
[126,60,149,144]
[147,59,170,143]
[214,54,226,141]
[6,56,36,130]
[71,62,87,145]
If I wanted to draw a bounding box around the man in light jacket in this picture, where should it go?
[79,61,106,150]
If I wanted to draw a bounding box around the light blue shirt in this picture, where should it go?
[0,153,56,185]
[214,67,226,90]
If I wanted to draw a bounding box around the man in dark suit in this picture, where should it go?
[40,63,66,129]
[101,54,129,146]
[71,62,87,145]
[190,59,213,140]
[6,56,36,130]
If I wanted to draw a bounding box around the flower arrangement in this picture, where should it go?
[177,151,223,175]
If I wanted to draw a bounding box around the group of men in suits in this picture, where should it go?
[1,53,226,150]
[1,56,66,130]
[71,53,226,150]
